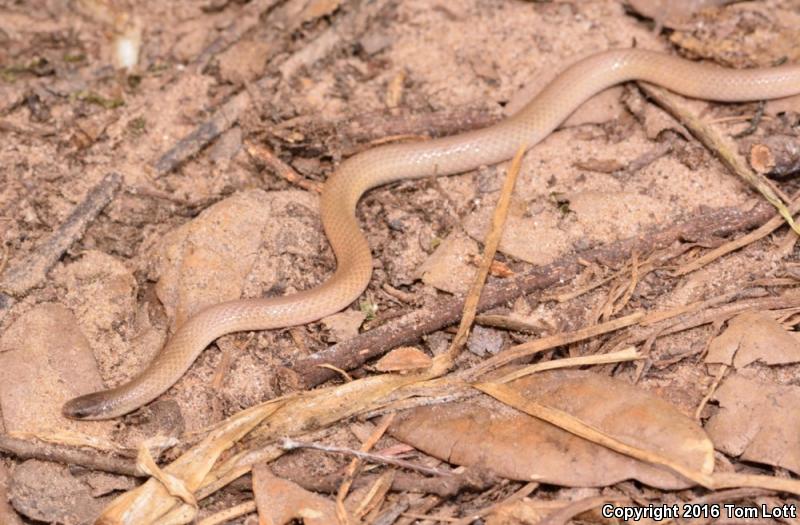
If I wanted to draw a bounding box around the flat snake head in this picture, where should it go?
[62,392,116,420]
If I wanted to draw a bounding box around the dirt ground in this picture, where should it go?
[2,0,800,523]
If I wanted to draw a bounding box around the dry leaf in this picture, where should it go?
[374,346,432,372]
[705,311,800,367]
[706,374,800,475]
[419,230,480,294]
[321,309,366,342]
[573,158,625,174]
[390,370,712,489]
[489,260,515,278]
[253,464,338,525]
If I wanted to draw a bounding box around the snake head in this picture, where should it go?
[62,392,116,420]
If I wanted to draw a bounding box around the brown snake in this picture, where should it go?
[63,49,800,419]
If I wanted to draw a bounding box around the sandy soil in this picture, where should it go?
[1,0,800,522]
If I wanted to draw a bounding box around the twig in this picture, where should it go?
[271,467,493,498]
[244,140,323,193]
[153,90,255,175]
[673,192,800,276]
[638,82,799,234]
[732,100,765,139]
[626,291,800,348]
[444,144,525,364]
[695,364,728,420]
[0,433,139,477]
[0,172,122,296]
[336,414,394,525]
[195,500,256,525]
[288,201,778,388]
[280,437,450,478]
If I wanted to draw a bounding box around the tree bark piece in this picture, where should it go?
[749,135,800,177]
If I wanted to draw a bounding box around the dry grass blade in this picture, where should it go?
[495,346,642,384]
[442,143,526,365]
[465,311,645,380]
[674,192,800,276]
[195,501,256,525]
[95,399,287,524]
[280,438,450,477]
[336,414,394,524]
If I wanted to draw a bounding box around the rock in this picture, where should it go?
[0,303,111,434]
[9,460,110,525]
[154,190,323,331]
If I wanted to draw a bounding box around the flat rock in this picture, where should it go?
[9,459,110,525]
[0,462,24,525]
[0,303,111,434]
[154,189,323,330]
[52,250,155,386]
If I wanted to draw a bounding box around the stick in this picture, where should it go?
[749,134,800,177]
[0,433,139,477]
[0,172,122,297]
[288,201,777,387]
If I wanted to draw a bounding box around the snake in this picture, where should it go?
[62,48,800,419]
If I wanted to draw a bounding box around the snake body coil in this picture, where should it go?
[63,49,800,419]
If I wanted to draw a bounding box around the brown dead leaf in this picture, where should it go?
[419,230,480,294]
[374,346,432,373]
[489,260,515,278]
[253,464,338,525]
[321,309,366,343]
[705,311,800,367]
[706,374,800,475]
[390,370,712,489]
